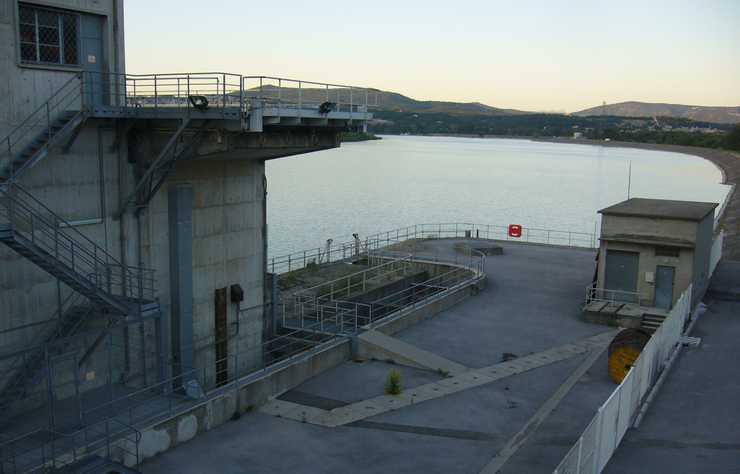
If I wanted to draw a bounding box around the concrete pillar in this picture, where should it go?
[168,184,195,385]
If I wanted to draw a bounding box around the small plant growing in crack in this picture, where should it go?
[385,369,402,395]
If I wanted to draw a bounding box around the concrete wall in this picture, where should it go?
[692,214,714,302]
[0,119,130,411]
[141,159,266,390]
[127,338,351,466]
[0,0,125,137]
[601,214,697,246]
[597,214,698,308]
[0,121,122,348]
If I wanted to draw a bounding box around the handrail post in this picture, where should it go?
[277,78,282,116]
[79,71,85,110]
[239,75,244,113]
[154,75,158,112]
[46,102,51,143]
[222,73,227,114]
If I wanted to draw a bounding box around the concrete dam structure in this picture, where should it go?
[0,0,377,470]
[1,2,737,474]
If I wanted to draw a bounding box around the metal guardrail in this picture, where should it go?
[283,239,486,335]
[553,286,693,474]
[0,73,83,181]
[0,183,156,303]
[76,71,378,118]
[77,302,341,427]
[286,263,483,335]
[0,418,141,474]
[585,284,641,306]
[270,222,596,275]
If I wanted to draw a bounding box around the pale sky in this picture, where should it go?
[124,0,740,113]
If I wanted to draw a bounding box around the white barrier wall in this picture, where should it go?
[553,286,693,474]
[709,230,724,278]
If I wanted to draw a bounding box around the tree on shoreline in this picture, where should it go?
[726,124,740,151]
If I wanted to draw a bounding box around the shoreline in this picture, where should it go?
[378,134,740,259]
[531,138,740,260]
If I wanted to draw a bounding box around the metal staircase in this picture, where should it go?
[0,293,97,412]
[0,73,160,441]
[0,73,86,184]
[0,184,157,317]
[0,418,143,474]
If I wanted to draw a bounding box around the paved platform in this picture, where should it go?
[144,240,618,474]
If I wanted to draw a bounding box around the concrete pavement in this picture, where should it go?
[144,241,618,474]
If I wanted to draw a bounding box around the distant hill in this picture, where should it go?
[373,90,529,116]
[573,101,740,124]
[248,85,530,116]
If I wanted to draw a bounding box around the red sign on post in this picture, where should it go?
[508,224,522,238]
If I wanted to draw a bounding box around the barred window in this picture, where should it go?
[655,246,680,258]
[18,4,79,66]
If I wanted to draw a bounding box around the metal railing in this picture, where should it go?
[76,302,341,427]
[0,73,83,182]
[0,418,141,474]
[284,239,486,335]
[269,222,597,275]
[71,71,378,118]
[286,263,483,335]
[0,183,156,305]
[0,293,92,407]
[553,285,693,474]
[243,76,378,115]
[585,284,641,306]
[293,255,416,301]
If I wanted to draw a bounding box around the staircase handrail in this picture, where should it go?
[0,418,141,473]
[0,183,156,300]
[1,74,83,172]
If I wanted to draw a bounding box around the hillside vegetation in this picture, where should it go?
[574,101,740,125]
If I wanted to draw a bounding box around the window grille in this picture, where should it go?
[655,246,680,258]
[19,4,79,66]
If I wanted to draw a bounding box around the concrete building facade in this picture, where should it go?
[596,198,717,310]
[0,0,370,439]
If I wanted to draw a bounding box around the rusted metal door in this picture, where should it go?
[214,288,228,387]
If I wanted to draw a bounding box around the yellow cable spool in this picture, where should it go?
[608,329,651,384]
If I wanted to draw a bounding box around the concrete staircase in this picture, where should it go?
[641,312,668,334]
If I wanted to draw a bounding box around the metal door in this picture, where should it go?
[47,352,83,431]
[80,14,105,106]
[605,250,639,303]
[655,266,675,310]
[214,288,228,387]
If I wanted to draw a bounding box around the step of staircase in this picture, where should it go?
[640,313,668,334]
[0,232,131,314]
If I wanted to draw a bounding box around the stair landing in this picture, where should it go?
[583,300,669,332]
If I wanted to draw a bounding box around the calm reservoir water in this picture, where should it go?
[266,136,730,257]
